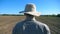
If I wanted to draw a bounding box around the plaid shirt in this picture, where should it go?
[12,19,50,34]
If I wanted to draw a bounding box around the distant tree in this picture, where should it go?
[51,14,56,17]
[57,14,60,17]
[2,14,9,16]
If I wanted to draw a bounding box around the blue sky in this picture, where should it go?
[0,0,60,15]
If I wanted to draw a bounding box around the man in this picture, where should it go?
[12,3,50,34]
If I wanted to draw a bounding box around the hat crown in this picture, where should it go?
[25,3,36,12]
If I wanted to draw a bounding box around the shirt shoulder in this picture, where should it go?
[34,20,45,26]
[14,20,26,27]
[34,20,50,30]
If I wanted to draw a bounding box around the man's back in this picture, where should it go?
[12,20,50,34]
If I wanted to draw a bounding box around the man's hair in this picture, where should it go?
[24,13,34,16]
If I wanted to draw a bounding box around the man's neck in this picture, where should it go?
[25,16,36,21]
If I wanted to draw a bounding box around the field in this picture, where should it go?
[0,16,60,34]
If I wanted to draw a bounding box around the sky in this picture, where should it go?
[0,0,60,15]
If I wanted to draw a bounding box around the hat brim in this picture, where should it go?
[19,11,41,16]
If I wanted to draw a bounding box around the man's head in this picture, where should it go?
[19,3,41,17]
[24,13,34,18]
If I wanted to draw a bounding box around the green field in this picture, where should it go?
[0,16,60,34]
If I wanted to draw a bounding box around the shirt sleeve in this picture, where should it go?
[12,25,19,34]
[12,23,23,34]
[43,24,51,34]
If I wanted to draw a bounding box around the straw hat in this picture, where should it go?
[19,3,41,16]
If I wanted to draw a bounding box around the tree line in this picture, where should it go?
[0,14,24,16]
[41,14,60,17]
[0,14,60,17]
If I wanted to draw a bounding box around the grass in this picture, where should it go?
[0,16,60,34]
